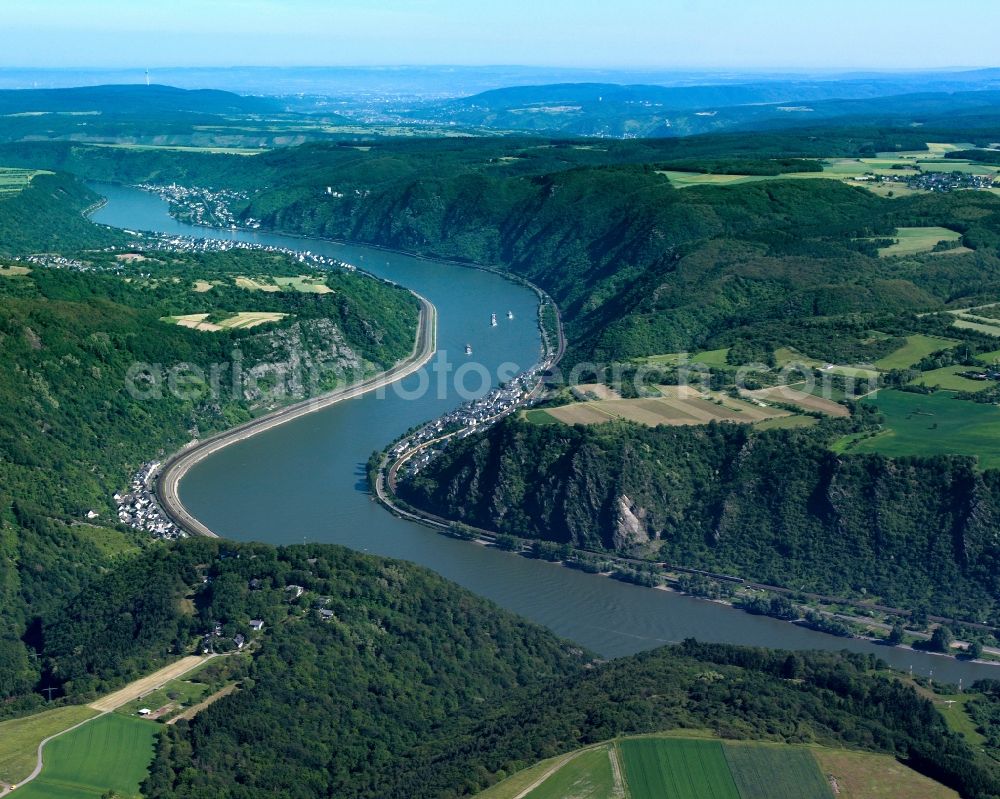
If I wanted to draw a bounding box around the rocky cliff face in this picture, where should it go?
[400,418,1000,621]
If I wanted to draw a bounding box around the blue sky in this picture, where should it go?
[3,0,998,69]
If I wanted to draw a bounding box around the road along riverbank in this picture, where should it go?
[156,294,437,537]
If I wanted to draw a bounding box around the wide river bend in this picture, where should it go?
[92,184,995,683]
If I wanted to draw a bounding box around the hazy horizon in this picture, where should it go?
[4,0,1000,71]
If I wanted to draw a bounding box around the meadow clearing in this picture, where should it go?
[907,365,995,392]
[12,714,158,799]
[811,749,957,799]
[840,390,1000,469]
[0,167,49,196]
[657,143,1000,196]
[0,706,99,786]
[162,311,288,331]
[637,348,731,369]
[873,334,958,370]
[90,142,264,155]
[236,274,333,293]
[877,227,964,257]
[523,747,618,799]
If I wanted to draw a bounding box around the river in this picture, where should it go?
[91,183,996,684]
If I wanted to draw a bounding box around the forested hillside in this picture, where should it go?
[5,134,1000,365]
[8,533,990,799]
[400,417,1000,624]
[0,186,419,711]
[34,536,993,799]
[0,171,123,255]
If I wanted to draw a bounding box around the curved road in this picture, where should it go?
[156,294,437,537]
[0,656,214,797]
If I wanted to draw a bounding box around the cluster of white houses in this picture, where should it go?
[139,182,256,229]
[392,365,548,478]
[115,462,184,540]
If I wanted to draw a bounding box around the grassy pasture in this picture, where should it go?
[842,390,1000,469]
[878,227,962,258]
[14,714,157,799]
[753,414,817,430]
[975,349,1000,365]
[525,747,617,799]
[0,167,50,196]
[0,706,99,785]
[236,275,333,294]
[522,408,564,425]
[874,334,959,370]
[114,673,212,722]
[917,159,1000,176]
[273,275,333,294]
[812,749,958,799]
[722,743,831,799]
[952,316,1000,337]
[90,142,264,155]
[908,366,995,392]
[773,348,879,380]
[192,280,214,292]
[473,753,572,799]
[619,738,739,799]
[638,348,730,368]
[0,265,31,276]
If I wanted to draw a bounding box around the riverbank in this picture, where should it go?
[376,461,1000,671]
[155,294,437,537]
[91,182,998,680]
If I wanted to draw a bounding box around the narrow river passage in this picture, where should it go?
[92,183,996,683]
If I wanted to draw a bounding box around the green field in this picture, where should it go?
[522,408,565,425]
[952,316,1000,337]
[14,714,158,798]
[842,390,1000,469]
[722,743,832,799]
[272,275,333,294]
[114,672,212,722]
[753,414,818,430]
[0,167,49,196]
[476,736,951,799]
[878,227,962,258]
[908,366,994,392]
[619,738,739,799]
[638,348,731,368]
[874,334,959,370]
[90,143,264,155]
[0,706,99,785]
[774,348,879,380]
[525,747,616,799]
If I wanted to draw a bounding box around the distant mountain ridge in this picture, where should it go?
[0,84,281,116]
[406,73,1000,136]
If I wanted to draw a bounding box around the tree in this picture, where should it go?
[968,641,984,660]
[887,622,905,646]
[929,625,954,653]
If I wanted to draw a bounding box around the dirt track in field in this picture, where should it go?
[88,656,210,712]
